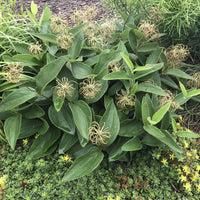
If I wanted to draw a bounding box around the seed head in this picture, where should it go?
[29,42,42,56]
[88,121,110,146]
[138,20,158,40]
[2,62,23,83]
[148,6,166,23]
[100,19,116,41]
[108,61,123,73]
[79,77,102,100]
[56,30,74,50]
[50,14,68,33]
[116,89,135,109]
[187,72,200,88]
[54,77,76,99]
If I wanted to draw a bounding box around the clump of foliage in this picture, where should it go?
[1,143,199,199]
[0,1,200,183]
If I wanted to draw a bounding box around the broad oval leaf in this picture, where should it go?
[121,137,143,151]
[103,71,132,80]
[100,100,120,148]
[62,146,104,182]
[137,43,158,52]
[53,92,64,112]
[20,105,45,119]
[26,126,61,159]
[0,87,38,112]
[59,133,78,154]
[141,95,150,126]
[120,52,134,73]
[36,55,68,94]
[18,118,43,139]
[48,103,75,135]
[4,114,22,150]
[137,83,168,96]
[69,30,84,59]
[69,100,92,140]
[128,29,137,51]
[118,119,144,137]
[71,62,93,79]
[144,125,165,138]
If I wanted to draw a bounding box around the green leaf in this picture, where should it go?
[31,33,57,44]
[143,125,165,139]
[100,100,120,148]
[179,82,187,97]
[176,131,200,138]
[133,66,153,72]
[62,146,104,182]
[121,137,143,151]
[137,43,158,52]
[118,119,144,137]
[166,69,194,80]
[26,9,38,25]
[69,30,84,59]
[0,87,38,112]
[137,83,168,96]
[31,1,38,16]
[59,133,78,154]
[53,92,64,112]
[71,62,93,79]
[36,55,68,94]
[39,4,51,26]
[38,118,49,135]
[11,54,40,66]
[171,117,178,133]
[142,134,163,147]
[146,48,162,64]
[69,100,92,140]
[130,82,138,95]
[161,75,179,90]
[128,29,137,51]
[20,105,45,119]
[120,52,134,73]
[27,127,61,159]
[103,71,132,80]
[48,103,75,135]
[141,96,150,125]
[133,63,163,80]
[4,114,22,150]
[18,118,43,139]
[161,111,170,130]
[108,137,128,162]
[152,103,171,124]
[186,89,200,98]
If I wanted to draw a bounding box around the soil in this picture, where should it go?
[13,0,115,23]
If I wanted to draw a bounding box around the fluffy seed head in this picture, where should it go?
[187,72,200,89]
[148,6,166,23]
[54,77,75,99]
[2,62,23,83]
[108,61,123,73]
[88,121,110,146]
[50,14,68,32]
[56,30,74,50]
[29,42,42,56]
[79,77,102,100]
[116,89,135,109]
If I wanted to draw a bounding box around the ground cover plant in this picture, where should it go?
[0,1,200,198]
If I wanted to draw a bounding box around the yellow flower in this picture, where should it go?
[184,182,191,191]
[197,165,200,171]
[169,153,176,160]
[187,152,192,158]
[107,196,114,200]
[156,154,161,159]
[177,168,182,175]
[179,116,183,122]
[161,158,168,166]
[195,155,199,160]
[191,174,198,182]
[115,196,120,200]
[196,184,200,192]
[61,155,71,162]
[183,141,189,148]
[183,165,188,172]
[23,138,28,145]
[0,175,6,189]
[180,175,187,182]
[35,133,39,139]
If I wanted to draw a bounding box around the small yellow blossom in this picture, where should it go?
[187,152,192,158]
[183,141,189,148]
[61,155,71,162]
[177,168,182,174]
[169,153,176,160]
[161,158,168,166]
[0,175,6,189]
[107,196,114,200]
[196,184,200,192]
[35,133,39,139]
[197,165,200,171]
[184,182,191,191]
[191,174,198,182]
[156,154,161,159]
[23,138,28,145]
[193,149,197,154]
[187,129,191,132]
[115,196,120,200]
[179,116,183,122]
[195,155,199,159]
[180,175,187,182]
[183,165,188,172]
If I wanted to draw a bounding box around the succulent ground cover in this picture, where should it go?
[0,0,200,199]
